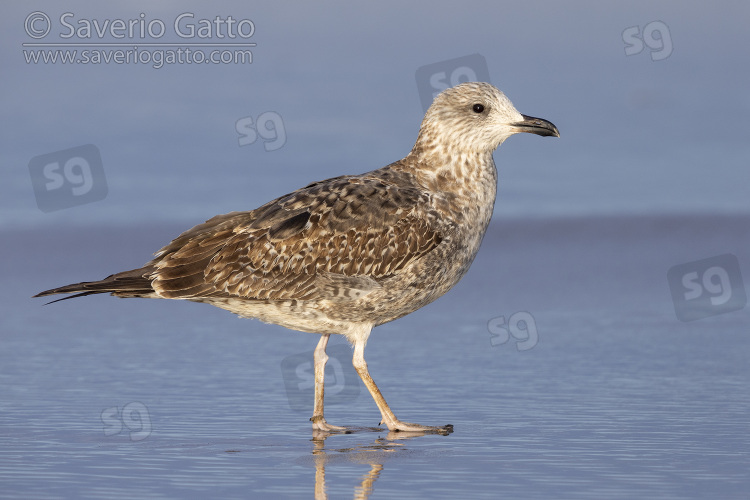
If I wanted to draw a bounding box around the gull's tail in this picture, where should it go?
[33,267,156,304]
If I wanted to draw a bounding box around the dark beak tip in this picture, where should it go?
[517,114,560,138]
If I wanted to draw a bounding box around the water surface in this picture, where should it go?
[2,215,748,499]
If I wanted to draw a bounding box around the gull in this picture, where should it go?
[35,82,559,433]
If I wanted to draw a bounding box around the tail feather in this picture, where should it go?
[33,267,156,301]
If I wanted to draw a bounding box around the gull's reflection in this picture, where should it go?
[311,427,451,500]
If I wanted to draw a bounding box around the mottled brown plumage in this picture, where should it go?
[35,82,559,433]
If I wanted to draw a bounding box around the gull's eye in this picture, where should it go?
[472,103,485,113]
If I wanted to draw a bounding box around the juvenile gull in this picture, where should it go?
[35,82,559,433]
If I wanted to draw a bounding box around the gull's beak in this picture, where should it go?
[512,114,560,138]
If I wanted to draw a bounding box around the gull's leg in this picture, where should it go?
[351,326,452,433]
[310,334,346,432]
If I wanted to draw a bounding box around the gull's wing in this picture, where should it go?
[150,174,444,302]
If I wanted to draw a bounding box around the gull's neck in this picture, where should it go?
[391,135,498,228]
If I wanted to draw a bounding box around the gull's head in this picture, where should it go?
[416,82,559,154]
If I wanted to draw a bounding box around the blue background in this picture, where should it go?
[2,2,749,499]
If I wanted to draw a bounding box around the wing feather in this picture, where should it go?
[150,174,443,302]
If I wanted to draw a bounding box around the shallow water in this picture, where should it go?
[2,215,749,499]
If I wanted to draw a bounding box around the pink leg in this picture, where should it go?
[350,326,452,433]
[310,334,346,432]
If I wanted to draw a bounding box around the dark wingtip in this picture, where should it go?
[47,291,102,304]
[33,289,102,304]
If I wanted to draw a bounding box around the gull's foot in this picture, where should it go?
[382,419,454,435]
[313,426,385,441]
[310,415,347,433]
